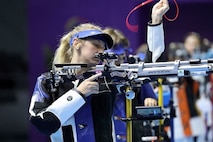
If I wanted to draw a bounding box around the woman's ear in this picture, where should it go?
[73,39,81,49]
[76,43,81,49]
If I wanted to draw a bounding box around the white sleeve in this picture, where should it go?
[46,89,86,125]
[147,23,165,62]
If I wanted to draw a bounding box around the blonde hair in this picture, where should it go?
[103,27,129,48]
[52,23,103,69]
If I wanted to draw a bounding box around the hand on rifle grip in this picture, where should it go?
[76,72,102,97]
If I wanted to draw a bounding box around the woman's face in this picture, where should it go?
[115,53,125,66]
[184,35,200,54]
[78,40,105,66]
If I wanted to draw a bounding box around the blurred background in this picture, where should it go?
[0,0,213,142]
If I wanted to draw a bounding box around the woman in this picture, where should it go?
[103,27,159,142]
[29,0,169,141]
[29,23,115,142]
[103,0,169,140]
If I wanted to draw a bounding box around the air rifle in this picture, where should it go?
[53,55,213,85]
[47,52,213,99]
[47,53,213,98]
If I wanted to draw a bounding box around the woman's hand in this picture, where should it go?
[152,0,170,24]
[76,72,102,97]
[144,98,157,106]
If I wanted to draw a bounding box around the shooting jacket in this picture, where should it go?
[29,23,164,142]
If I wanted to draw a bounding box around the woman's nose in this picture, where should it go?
[98,48,104,53]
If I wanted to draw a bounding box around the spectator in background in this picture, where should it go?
[103,0,170,140]
[167,38,206,142]
[183,32,213,142]
[184,32,213,60]
[183,32,202,60]
[135,43,148,61]
[103,27,158,142]
[168,42,186,61]
[103,27,132,66]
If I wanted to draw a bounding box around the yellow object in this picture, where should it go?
[158,78,164,140]
[126,86,132,142]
